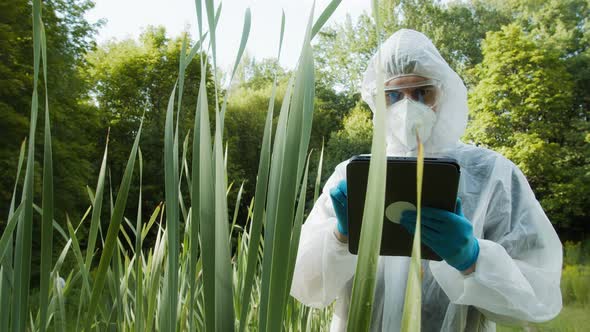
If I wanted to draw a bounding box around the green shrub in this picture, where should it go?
[561,264,590,305]
[564,241,583,265]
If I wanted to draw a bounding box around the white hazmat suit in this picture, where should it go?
[290,29,563,331]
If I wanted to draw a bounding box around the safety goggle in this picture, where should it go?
[384,78,442,107]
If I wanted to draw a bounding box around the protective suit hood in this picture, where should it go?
[360,29,468,156]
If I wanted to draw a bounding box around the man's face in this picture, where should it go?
[384,75,440,111]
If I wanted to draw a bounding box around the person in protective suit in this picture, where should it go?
[290,29,563,331]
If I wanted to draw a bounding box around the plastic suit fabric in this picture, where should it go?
[290,29,563,331]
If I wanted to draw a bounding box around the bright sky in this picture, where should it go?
[85,0,372,71]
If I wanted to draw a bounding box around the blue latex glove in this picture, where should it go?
[400,198,479,271]
[329,180,348,236]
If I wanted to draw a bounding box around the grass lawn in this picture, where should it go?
[497,305,589,332]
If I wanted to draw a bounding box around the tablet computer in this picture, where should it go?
[346,155,460,260]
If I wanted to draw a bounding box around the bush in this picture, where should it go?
[561,264,590,305]
[564,241,583,265]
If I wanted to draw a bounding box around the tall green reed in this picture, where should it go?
[346,1,388,329]
[346,2,424,331]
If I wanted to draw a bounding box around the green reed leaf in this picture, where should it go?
[84,117,143,331]
[347,1,388,330]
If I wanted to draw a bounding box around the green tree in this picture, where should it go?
[314,0,511,97]
[224,57,356,218]
[0,0,101,225]
[465,24,589,232]
[324,102,373,176]
[87,26,215,220]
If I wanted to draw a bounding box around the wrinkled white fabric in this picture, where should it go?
[290,29,563,331]
[388,98,437,150]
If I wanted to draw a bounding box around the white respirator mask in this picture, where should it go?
[387,98,437,150]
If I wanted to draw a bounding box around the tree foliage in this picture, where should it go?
[0,0,101,225]
[465,23,589,231]
[86,26,215,217]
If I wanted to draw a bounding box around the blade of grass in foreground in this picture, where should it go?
[347,1,387,330]
[313,139,324,203]
[261,3,318,329]
[164,79,179,332]
[189,57,203,332]
[401,140,424,332]
[310,0,343,39]
[135,148,144,332]
[258,74,293,332]
[13,1,42,330]
[84,118,143,331]
[0,138,26,332]
[85,133,109,268]
[212,85,234,332]
[238,11,284,331]
[229,182,244,241]
[8,138,26,218]
[0,205,25,263]
[39,21,53,332]
[196,62,217,332]
[285,153,312,302]
[220,8,251,127]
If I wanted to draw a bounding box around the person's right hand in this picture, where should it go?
[329,179,348,236]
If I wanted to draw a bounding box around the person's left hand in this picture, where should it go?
[400,198,479,272]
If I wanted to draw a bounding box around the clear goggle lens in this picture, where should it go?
[384,79,442,107]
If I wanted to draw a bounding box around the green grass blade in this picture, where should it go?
[181,131,191,199]
[237,28,283,326]
[195,0,202,41]
[258,75,294,332]
[229,8,251,83]
[39,85,54,332]
[189,70,203,332]
[229,182,244,242]
[256,15,291,328]
[214,3,222,33]
[401,143,424,331]
[8,138,26,217]
[51,240,72,277]
[313,139,324,203]
[12,1,42,330]
[84,118,143,331]
[187,32,207,66]
[213,93,234,332]
[85,132,109,269]
[278,11,285,59]
[2,143,26,326]
[285,153,312,302]
[141,204,161,242]
[146,219,166,332]
[220,8,251,133]
[346,1,387,330]
[55,274,67,332]
[66,218,91,299]
[263,5,316,330]
[1,139,26,332]
[164,82,179,332]
[135,148,144,332]
[0,205,24,262]
[205,0,217,68]
[31,204,69,242]
[39,28,50,295]
[310,0,343,39]
[178,36,188,119]
[197,63,217,332]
